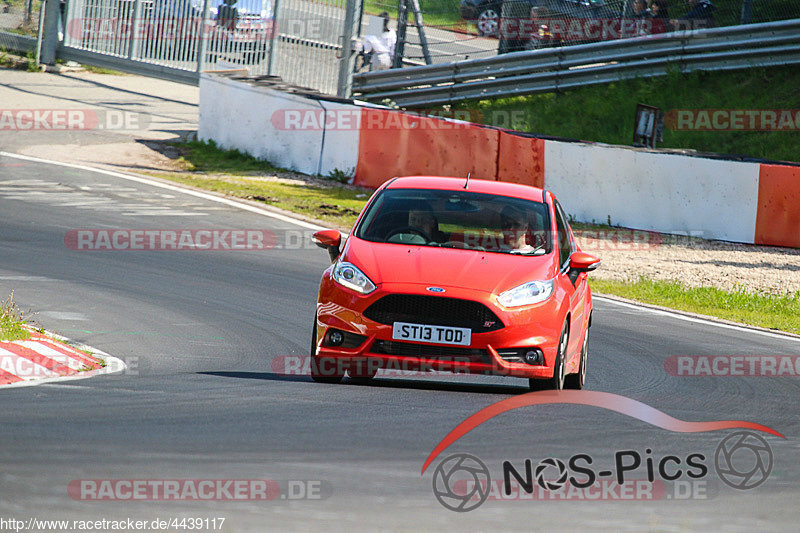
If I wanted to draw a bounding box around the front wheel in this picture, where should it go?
[564,328,588,390]
[310,314,344,384]
[530,322,568,391]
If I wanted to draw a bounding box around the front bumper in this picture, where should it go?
[315,279,563,379]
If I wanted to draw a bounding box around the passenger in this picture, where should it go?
[500,205,538,252]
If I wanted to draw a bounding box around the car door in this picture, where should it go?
[553,199,585,366]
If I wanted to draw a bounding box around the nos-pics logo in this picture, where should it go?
[431,431,774,512]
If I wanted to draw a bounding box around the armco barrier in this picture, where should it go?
[755,164,800,248]
[199,73,800,249]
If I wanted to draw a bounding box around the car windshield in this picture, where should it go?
[355,188,552,255]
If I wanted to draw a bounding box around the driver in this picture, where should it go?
[408,202,447,243]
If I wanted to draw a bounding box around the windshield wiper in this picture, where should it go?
[508,245,546,256]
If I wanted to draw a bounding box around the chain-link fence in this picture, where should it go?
[0,0,42,56]
[365,0,800,68]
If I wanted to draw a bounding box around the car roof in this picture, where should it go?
[385,176,547,203]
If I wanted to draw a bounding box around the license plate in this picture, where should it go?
[392,322,472,346]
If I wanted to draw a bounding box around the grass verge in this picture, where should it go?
[150,140,371,229]
[81,65,128,76]
[0,292,31,341]
[590,278,800,335]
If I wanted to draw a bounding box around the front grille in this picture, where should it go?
[363,294,504,333]
[370,339,490,363]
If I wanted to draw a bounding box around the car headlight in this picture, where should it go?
[332,261,376,294]
[498,279,554,308]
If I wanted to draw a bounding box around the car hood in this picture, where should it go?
[343,237,555,294]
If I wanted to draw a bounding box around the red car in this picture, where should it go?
[310,176,600,391]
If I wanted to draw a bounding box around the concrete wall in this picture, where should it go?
[544,141,761,243]
[199,74,359,176]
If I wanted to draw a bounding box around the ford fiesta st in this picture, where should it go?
[310,176,600,391]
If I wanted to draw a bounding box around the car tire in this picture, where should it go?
[564,327,587,390]
[310,313,344,384]
[476,8,500,37]
[529,322,568,391]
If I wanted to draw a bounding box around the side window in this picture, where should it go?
[554,201,573,268]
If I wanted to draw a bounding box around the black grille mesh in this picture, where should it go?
[370,340,490,362]
[363,294,503,333]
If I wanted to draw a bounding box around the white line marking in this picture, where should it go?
[594,296,800,343]
[0,152,327,231]
[40,311,89,321]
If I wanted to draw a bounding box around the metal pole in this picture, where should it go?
[128,0,143,59]
[408,0,430,65]
[392,0,407,68]
[195,0,210,74]
[740,0,753,24]
[336,0,360,97]
[266,0,280,75]
[40,0,62,64]
[35,0,47,64]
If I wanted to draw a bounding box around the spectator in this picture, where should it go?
[217,0,238,32]
[673,0,715,30]
[362,12,397,71]
[632,0,653,18]
[649,0,673,32]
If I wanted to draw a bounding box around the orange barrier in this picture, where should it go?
[755,164,800,248]
[354,108,499,188]
[496,131,545,188]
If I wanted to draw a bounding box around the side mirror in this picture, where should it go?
[569,251,601,273]
[312,229,342,263]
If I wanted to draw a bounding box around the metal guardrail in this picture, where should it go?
[352,19,800,107]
